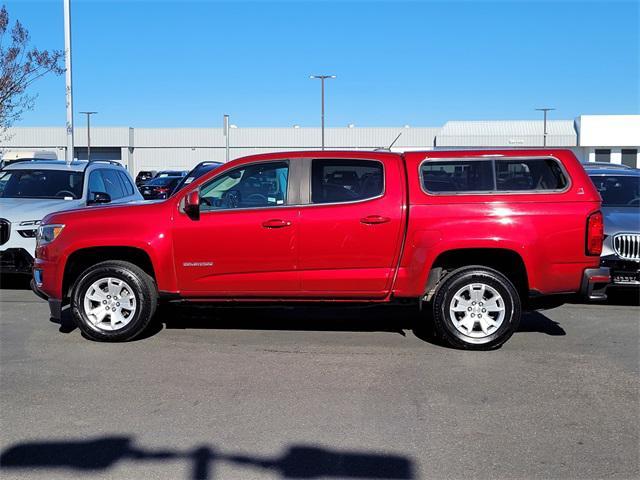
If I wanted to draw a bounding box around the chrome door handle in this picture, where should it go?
[360,215,391,225]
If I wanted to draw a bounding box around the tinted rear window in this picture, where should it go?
[422,160,493,192]
[421,157,568,194]
[311,159,383,204]
[496,159,567,191]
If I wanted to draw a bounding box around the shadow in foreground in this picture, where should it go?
[0,436,415,479]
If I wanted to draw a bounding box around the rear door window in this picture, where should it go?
[311,159,383,204]
[117,171,135,196]
[100,169,125,200]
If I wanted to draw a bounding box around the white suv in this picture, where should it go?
[0,159,142,274]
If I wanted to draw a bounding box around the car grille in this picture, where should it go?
[613,233,640,261]
[0,219,9,246]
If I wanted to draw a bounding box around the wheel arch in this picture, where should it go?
[63,246,156,299]
[423,248,529,301]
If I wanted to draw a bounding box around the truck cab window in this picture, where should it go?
[200,161,289,211]
[311,159,383,204]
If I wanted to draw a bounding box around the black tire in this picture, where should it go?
[431,266,521,350]
[71,261,158,342]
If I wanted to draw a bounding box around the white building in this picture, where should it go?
[2,114,638,174]
[574,115,640,166]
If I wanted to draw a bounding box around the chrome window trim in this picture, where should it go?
[301,157,387,208]
[418,155,572,196]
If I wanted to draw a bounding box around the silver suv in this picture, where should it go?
[586,165,640,289]
[0,159,142,274]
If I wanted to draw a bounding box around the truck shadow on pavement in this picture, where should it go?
[49,299,568,345]
[0,436,415,479]
[144,303,567,346]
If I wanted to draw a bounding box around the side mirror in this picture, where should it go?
[184,190,200,220]
[88,191,111,205]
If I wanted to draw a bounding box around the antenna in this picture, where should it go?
[388,131,403,149]
[374,131,403,151]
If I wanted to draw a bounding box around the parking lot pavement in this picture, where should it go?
[0,287,638,480]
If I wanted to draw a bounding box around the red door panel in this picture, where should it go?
[172,207,300,295]
[298,157,405,297]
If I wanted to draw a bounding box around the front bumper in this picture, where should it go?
[0,248,34,274]
[581,267,611,301]
[30,278,62,320]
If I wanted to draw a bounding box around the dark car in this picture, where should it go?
[135,170,156,187]
[139,176,183,200]
[586,166,640,289]
[172,161,224,194]
[155,170,187,179]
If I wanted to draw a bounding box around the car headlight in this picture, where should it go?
[36,224,65,246]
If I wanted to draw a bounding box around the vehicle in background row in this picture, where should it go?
[582,162,633,171]
[0,160,142,275]
[135,170,156,187]
[139,176,183,200]
[155,170,187,179]
[33,149,607,350]
[1,150,59,169]
[586,165,640,289]
[172,161,224,193]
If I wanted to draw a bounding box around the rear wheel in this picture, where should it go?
[431,266,521,350]
[71,261,157,342]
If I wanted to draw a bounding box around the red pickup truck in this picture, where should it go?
[32,149,609,349]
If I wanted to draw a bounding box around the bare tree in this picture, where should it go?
[0,4,64,142]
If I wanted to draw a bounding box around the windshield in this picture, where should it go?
[589,175,640,207]
[0,169,84,199]
[145,176,180,187]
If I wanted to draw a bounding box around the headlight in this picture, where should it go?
[36,224,65,246]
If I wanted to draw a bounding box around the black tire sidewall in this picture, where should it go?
[433,267,521,349]
[71,262,155,342]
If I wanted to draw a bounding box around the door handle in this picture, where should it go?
[360,215,391,225]
[262,219,292,229]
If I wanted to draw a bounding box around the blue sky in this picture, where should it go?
[4,0,639,127]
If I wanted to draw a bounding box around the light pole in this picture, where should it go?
[310,75,336,150]
[80,111,97,161]
[63,0,74,164]
[535,107,555,147]
[223,114,230,162]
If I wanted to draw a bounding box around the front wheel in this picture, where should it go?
[71,261,158,342]
[431,266,521,350]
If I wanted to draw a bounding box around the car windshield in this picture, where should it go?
[589,175,640,207]
[0,169,84,199]
[145,176,180,187]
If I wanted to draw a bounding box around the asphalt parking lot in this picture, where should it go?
[0,281,638,480]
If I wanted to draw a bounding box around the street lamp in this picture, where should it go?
[63,0,74,164]
[310,75,336,150]
[535,107,555,147]
[80,111,97,161]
